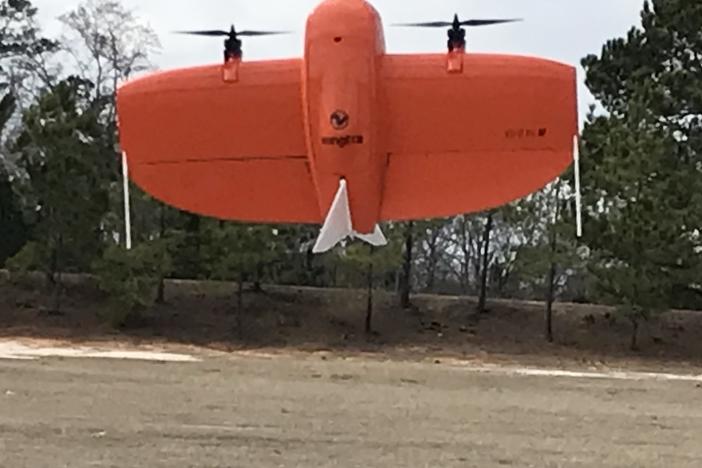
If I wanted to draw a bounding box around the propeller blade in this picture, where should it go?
[394,18,522,28]
[237,30,290,36]
[460,19,522,26]
[393,21,453,28]
[174,30,230,37]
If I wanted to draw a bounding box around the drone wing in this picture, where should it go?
[116,60,321,224]
[379,53,578,221]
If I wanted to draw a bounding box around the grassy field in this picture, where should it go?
[3,347,702,468]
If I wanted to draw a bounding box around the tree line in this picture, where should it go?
[0,0,700,348]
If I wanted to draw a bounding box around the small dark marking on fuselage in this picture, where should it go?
[330,110,350,130]
[321,135,364,148]
[505,128,548,139]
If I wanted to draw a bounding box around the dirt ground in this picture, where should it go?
[1,346,702,468]
[2,276,702,371]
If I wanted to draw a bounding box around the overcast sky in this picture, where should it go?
[33,0,646,122]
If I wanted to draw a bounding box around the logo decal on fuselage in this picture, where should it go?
[321,135,364,148]
[330,110,350,130]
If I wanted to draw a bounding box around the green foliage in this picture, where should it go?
[0,169,27,266]
[509,181,584,299]
[338,243,395,280]
[0,93,28,265]
[335,225,404,286]
[331,227,403,333]
[93,242,172,327]
[12,77,111,278]
[269,225,329,286]
[580,0,702,337]
[582,106,700,315]
[203,221,280,285]
[0,92,15,124]
[414,218,453,292]
[6,241,42,275]
[583,0,702,120]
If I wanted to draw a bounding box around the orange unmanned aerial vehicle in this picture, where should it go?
[116,0,580,253]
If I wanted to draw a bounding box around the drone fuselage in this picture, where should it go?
[303,0,387,233]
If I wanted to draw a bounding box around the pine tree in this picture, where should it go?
[9,77,111,310]
[581,0,702,347]
[0,93,27,265]
[1,0,57,265]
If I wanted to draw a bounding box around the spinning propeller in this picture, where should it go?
[395,14,522,51]
[174,25,289,60]
[174,25,289,38]
[395,15,521,29]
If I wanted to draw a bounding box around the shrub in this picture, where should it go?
[93,241,172,328]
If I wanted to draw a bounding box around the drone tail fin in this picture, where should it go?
[313,179,387,254]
